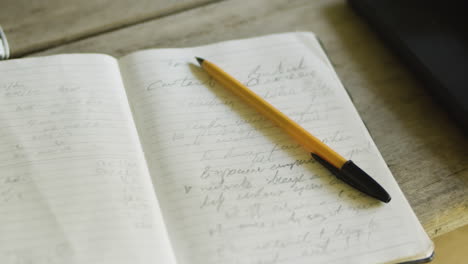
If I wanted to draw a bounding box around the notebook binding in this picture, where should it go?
[0,26,10,60]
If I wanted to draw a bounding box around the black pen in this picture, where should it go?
[196,57,391,203]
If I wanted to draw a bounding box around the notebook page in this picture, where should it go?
[119,33,432,264]
[0,55,175,264]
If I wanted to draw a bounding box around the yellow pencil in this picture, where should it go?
[196,57,391,203]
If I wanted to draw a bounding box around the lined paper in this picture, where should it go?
[0,55,175,264]
[120,33,432,264]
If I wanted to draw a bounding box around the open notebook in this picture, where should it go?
[0,32,433,264]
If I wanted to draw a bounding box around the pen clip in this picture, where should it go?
[311,153,391,203]
[311,153,342,178]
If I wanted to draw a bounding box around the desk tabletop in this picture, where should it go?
[2,0,467,238]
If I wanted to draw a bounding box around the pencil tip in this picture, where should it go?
[195,57,204,65]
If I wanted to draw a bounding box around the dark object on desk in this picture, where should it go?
[348,0,468,131]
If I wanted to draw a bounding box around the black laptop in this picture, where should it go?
[348,0,468,131]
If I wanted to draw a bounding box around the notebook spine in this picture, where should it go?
[0,26,10,60]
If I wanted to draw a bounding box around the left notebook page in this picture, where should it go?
[0,55,176,264]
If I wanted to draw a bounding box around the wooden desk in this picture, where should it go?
[1,0,467,238]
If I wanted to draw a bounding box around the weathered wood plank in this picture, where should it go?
[0,0,218,57]
[34,0,467,237]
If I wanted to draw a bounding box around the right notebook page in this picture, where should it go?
[119,32,433,264]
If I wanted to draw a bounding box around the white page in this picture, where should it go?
[119,32,432,264]
[0,55,176,264]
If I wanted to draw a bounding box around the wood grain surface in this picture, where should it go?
[0,0,218,57]
[19,0,468,237]
[432,225,468,264]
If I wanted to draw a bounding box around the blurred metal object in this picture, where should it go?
[0,26,10,60]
